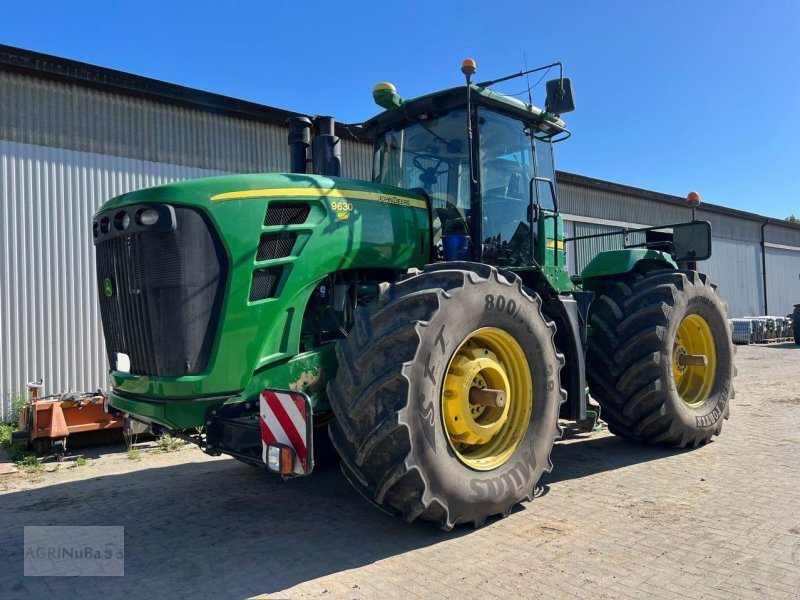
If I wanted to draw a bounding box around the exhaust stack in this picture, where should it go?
[286,117,312,174]
[311,116,342,177]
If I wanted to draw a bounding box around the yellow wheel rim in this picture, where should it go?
[441,327,532,471]
[672,314,717,407]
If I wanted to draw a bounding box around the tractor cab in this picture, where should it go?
[363,60,574,274]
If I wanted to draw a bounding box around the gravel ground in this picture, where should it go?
[0,342,798,599]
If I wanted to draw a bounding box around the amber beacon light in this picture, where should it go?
[461,58,477,77]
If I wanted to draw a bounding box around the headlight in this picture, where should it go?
[137,209,159,226]
[114,211,131,231]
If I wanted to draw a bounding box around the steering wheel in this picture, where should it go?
[413,153,449,176]
[413,153,449,189]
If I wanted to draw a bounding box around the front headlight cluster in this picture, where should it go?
[93,208,161,239]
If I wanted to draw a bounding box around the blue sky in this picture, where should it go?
[2,0,798,218]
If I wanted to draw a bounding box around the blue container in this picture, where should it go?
[442,235,471,261]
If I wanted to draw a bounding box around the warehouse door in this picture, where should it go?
[765,246,800,316]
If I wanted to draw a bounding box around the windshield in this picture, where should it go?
[373,108,472,240]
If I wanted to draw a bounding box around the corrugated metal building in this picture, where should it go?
[1,45,798,420]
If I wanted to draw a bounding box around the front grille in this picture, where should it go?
[95,206,226,377]
[257,232,297,261]
[264,202,310,226]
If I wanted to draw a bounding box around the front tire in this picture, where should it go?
[327,263,564,529]
[585,269,735,447]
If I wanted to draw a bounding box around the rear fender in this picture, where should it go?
[580,249,677,281]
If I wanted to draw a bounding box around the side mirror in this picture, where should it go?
[672,221,712,262]
[545,78,575,115]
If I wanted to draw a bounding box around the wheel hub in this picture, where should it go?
[673,345,689,374]
[672,314,717,407]
[441,327,532,471]
[443,349,511,446]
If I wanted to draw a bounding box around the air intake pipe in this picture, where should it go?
[286,117,312,174]
[311,116,342,177]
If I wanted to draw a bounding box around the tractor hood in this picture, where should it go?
[94,173,429,428]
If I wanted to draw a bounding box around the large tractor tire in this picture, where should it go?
[793,305,800,344]
[585,269,735,447]
[327,263,565,529]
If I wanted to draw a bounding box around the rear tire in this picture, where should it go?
[793,305,799,344]
[327,263,565,529]
[585,269,735,447]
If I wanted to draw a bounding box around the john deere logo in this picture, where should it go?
[103,277,114,298]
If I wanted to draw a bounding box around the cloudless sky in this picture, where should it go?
[2,0,798,218]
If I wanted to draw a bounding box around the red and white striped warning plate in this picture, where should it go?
[259,390,313,475]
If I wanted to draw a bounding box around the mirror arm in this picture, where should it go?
[566,221,692,243]
[476,62,562,88]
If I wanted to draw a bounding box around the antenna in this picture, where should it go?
[523,51,534,107]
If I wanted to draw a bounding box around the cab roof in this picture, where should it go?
[363,84,568,138]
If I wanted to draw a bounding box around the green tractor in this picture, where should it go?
[93,59,735,529]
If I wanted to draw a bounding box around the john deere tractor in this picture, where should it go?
[93,59,735,529]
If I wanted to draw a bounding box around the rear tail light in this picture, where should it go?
[266,444,295,476]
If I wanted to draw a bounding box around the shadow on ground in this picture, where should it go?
[1,431,689,598]
[542,431,691,487]
[0,459,462,599]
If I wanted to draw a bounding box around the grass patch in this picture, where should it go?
[6,387,27,424]
[124,429,142,461]
[75,456,87,467]
[154,433,184,453]
[6,443,29,463]
[1,422,31,463]
[0,423,15,447]
[17,454,43,473]
[2,392,36,468]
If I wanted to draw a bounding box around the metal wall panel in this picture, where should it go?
[765,222,800,247]
[0,140,223,421]
[558,179,763,242]
[0,70,370,181]
[765,247,800,317]
[701,238,763,318]
[559,181,678,229]
[341,137,373,181]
